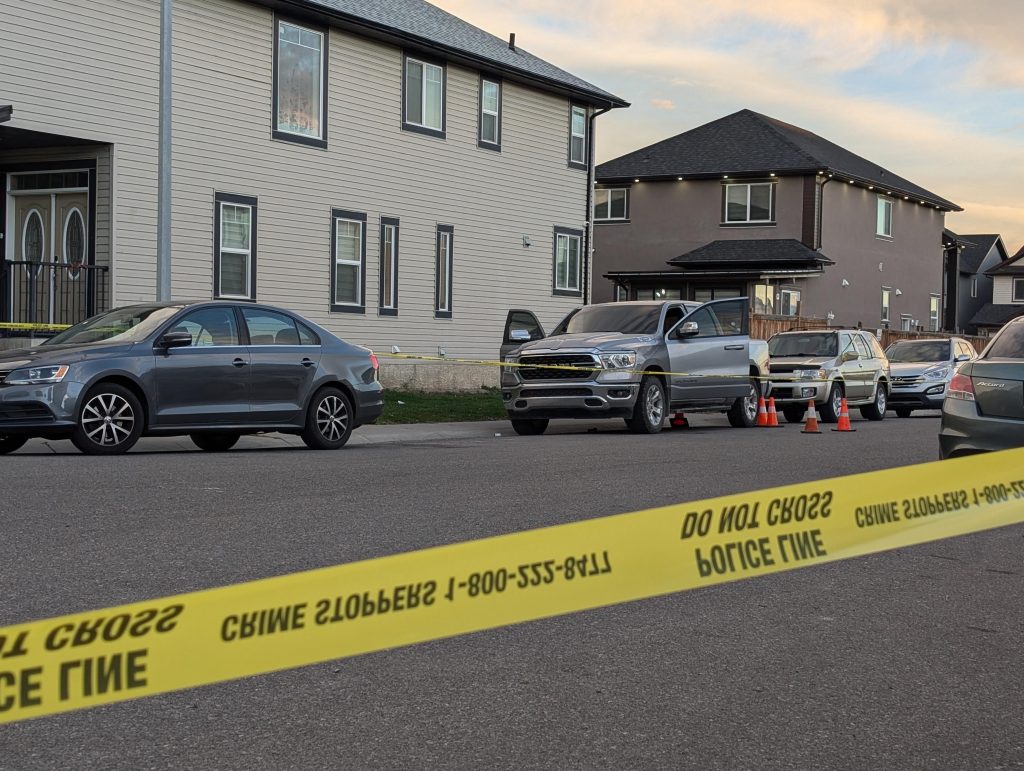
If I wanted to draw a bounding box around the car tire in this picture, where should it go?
[190,432,241,452]
[625,375,665,434]
[860,383,888,421]
[301,387,354,450]
[727,378,760,428]
[894,407,912,418]
[510,418,549,436]
[71,383,144,455]
[819,383,844,424]
[0,435,29,455]
[782,406,804,424]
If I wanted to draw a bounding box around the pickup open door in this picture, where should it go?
[500,308,580,360]
[666,297,751,404]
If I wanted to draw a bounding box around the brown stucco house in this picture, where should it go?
[592,109,961,332]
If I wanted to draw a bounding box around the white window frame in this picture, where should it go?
[333,217,363,308]
[780,288,801,317]
[21,208,45,262]
[554,231,582,294]
[876,196,893,237]
[479,79,500,148]
[404,56,444,133]
[971,278,978,298]
[881,286,891,323]
[379,221,399,312]
[900,314,914,332]
[569,105,587,166]
[274,19,326,143]
[594,188,629,221]
[723,182,775,224]
[929,294,940,331]
[1014,278,1024,303]
[217,201,254,300]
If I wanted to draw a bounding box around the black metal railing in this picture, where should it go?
[1,260,109,334]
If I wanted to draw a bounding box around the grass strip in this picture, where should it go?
[376,389,505,424]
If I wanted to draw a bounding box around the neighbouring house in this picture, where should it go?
[592,109,961,333]
[941,232,1008,334]
[970,244,1024,337]
[0,0,626,382]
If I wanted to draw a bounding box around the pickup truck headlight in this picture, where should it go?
[796,369,827,380]
[4,365,70,385]
[600,351,637,370]
[924,366,950,380]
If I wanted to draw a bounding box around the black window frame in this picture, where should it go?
[402,52,447,140]
[378,216,400,316]
[568,103,588,170]
[330,208,367,314]
[213,192,258,301]
[271,14,329,149]
[478,76,502,151]
[720,180,777,226]
[435,224,454,318]
[1013,278,1024,302]
[552,226,584,297]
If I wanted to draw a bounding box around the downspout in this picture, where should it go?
[156,0,172,301]
[815,173,831,251]
[584,103,613,305]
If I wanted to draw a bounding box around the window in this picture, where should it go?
[971,278,978,298]
[614,285,628,302]
[594,189,628,221]
[682,300,745,338]
[479,78,501,150]
[435,225,453,318]
[779,288,801,317]
[881,286,891,323]
[929,295,940,331]
[553,227,583,295]
[331,209,366,313]
[753,284,774,314]
[171,307,241,347]
[22,209,44,261]
[876,196,893,237]
[273,18,327,147]
[404,55,445,137]
[723,183,774,224]
[1014,278,1024,303]
[242,307,313,346]
[379,218,399,314]
[568,104,587,168]
[986,322,1024,358]
[852,335,871,360]
[215,193,257,300]
[900,314,914,332]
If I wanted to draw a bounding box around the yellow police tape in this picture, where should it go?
[2,448,1024,723]
[0,322,72,332]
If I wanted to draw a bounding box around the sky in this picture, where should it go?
[435,0,1024,252]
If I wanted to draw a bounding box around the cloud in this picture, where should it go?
[650,98,675,110]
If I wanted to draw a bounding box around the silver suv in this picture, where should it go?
[884,338,976,417]
[767,329,891,423]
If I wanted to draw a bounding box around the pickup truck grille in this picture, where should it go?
[518,354,600,381]
[519,387,594,397]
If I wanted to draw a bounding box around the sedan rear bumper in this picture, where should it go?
[939,397,1024,458]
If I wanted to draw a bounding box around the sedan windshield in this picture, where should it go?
[44,305,182,346]
[984,322,1024,359]
[768,333,838,357]
[885,341,950,362]
[561,305,663,335]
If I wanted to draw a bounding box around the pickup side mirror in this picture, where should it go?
[840,350,859,363]
[955,353,971,362]
[674,321,700,339]
[156,331,193,350]
[509,329,532,343]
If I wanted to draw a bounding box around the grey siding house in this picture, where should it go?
[0,0,625,368]
[941,232,1008,333]
[592,110,961,333]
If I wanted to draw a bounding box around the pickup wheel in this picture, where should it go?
[782,406,804,424]
[510,418,548,436]
[727,378,760,428]
[625,375,665,434]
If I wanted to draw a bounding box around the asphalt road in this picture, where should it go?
[2,412,1022,769]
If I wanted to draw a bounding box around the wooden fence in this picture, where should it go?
[750,315,988,354]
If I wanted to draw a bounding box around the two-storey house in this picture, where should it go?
[592,110,961,332]
[0,0,625,377]
[971,244,1024,336]
[940,232,1008,334]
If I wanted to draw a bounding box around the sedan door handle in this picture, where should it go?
[723,345,744,350]
[300,358,315,368]
[232,358,248,368]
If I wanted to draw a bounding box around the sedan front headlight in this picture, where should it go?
[924,366,950,380]
[600,351,637,370]
[4,365,70,385]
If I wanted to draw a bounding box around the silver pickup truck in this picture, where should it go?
[499,298,770,436]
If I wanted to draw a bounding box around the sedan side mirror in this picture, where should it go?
[674,321,700,339]
[840,350,859,362]
[157,331,193,350]
[509,329,532,343]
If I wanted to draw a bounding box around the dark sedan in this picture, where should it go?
[939,316,1024,459]
[0,301,383,455]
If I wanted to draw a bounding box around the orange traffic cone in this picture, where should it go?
[670,412,689,429]
[801,400,822,434]
[755,396,768,427]
[766,397,784,428]
[832,398,856,432]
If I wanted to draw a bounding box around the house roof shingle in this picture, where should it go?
[968,303,1024,328]
[668,239,834,267]
[286,0,627,107]
[596,109,960,210]
[986,245,1024,276]
[957,234,1002,275]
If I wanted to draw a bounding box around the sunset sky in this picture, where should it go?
[436,0,1024,251]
